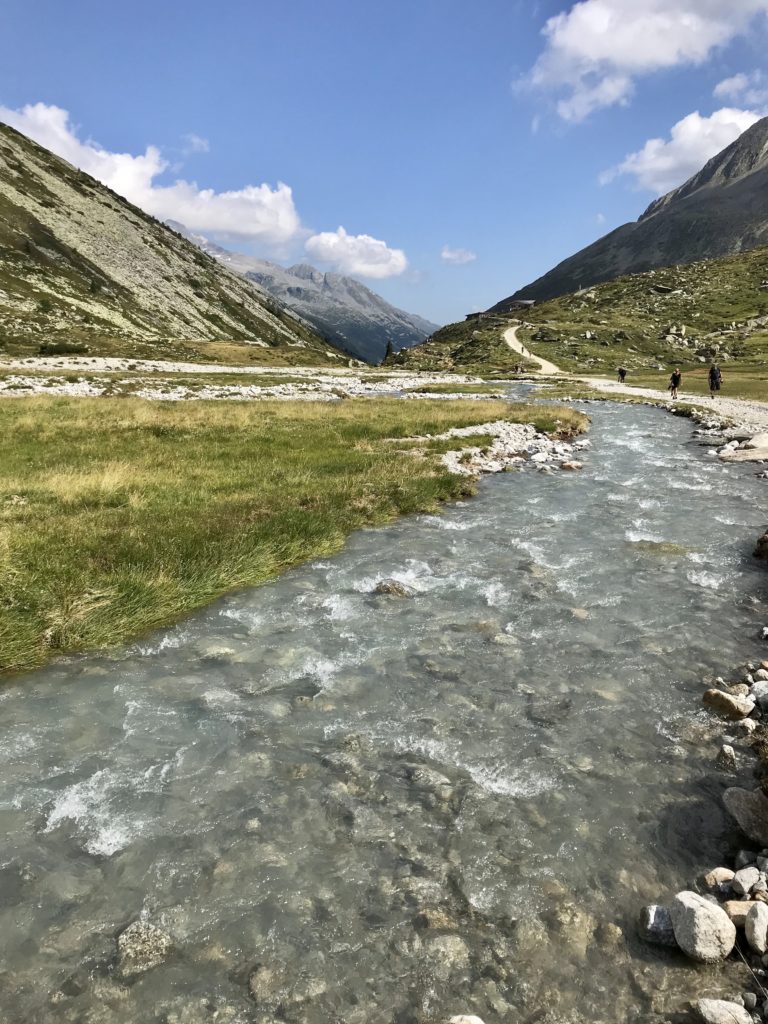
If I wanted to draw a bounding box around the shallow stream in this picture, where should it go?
[1,398,767,1023]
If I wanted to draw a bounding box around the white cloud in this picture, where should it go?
[0,102,300,246]
[305,227,407,279]
[182,132,210,154]
[440,245,477,266]
[600,106,762,193]
[527,0,768,121]
[714,69,768,105]
[596,212,606,223]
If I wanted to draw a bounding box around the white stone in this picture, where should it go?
[670,891,736,962]
[696,999,752,1024]
[449,1017,486,1024]
[733,866,761,895]
[746,902,768,954]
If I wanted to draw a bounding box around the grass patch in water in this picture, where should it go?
[0,396,586,676]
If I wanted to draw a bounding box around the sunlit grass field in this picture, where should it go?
[0,396,586,676]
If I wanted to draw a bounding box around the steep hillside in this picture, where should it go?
[494,116,768,306]
[397,245,768,375]
[0,124,338,364]
[172,225,439,364]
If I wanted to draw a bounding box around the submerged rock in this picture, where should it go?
[724,788,768,846]
[669,891,736,962]
[716,744,737,771]
[696,999,752,1024]
[372,579,414,598]
[117,921,173,976]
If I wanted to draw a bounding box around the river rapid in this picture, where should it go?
[1,398,767,1024]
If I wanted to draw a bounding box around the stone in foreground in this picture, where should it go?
[732,865,761,895]
[639,904,677,946]
[117,921,173,975]
[448,1017,486,1024]
[702,689,755,719]
[670,891,736,962]
[746,902,768,954]
[696,998,752,1024]
[724,788,768,846]
[724,901,752,927]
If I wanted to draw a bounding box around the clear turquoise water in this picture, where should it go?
[1,400,766,1023]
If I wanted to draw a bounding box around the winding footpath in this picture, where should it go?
[504,323,768,441]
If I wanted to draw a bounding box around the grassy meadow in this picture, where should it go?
[0,395,585,676]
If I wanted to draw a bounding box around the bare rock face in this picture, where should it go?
[724,788,768,846]
[669,891,736,962]
[117,921,172,976]
[696,999,752,1024]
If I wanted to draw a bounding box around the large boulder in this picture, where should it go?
[723,788,768,846]
[746,901,768,954]
[746,434,768,449]
[669,891,736,962]
[696,999,752,1024]
[702,689,755,719]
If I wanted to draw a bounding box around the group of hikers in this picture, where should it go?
[615,364,723,398]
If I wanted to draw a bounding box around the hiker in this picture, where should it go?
[669,367,682,399]
[617,366,627,383]
[709,363,722,396]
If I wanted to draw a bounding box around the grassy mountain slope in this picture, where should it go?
[395,245,768,377]
[0,124,339,365]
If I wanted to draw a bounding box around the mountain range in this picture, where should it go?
[171,225,439,364]
[0,123,336,363]
[494,115,768,308]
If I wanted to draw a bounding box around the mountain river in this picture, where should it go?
[1,396,767,1023]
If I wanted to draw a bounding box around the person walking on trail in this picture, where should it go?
[669,367,682,399]
[709,363,722,396]
[617,366,627,383]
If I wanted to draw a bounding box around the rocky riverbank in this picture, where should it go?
[638,656,768,1022]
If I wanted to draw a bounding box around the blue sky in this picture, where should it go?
[2,0,767,324]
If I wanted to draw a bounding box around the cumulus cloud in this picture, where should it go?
[305,227,407,279]
[600,106,762,193]
[0,102,301,246]
[440,245,477,266]
[527,0,768,121]
[714,70,768,105]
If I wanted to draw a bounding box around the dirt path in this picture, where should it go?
[504,323,768,452]
[503,325,562,375]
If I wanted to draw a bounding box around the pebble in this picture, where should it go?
[715,744,737,771]
[732,866,761,895]
[746,902,768,954]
